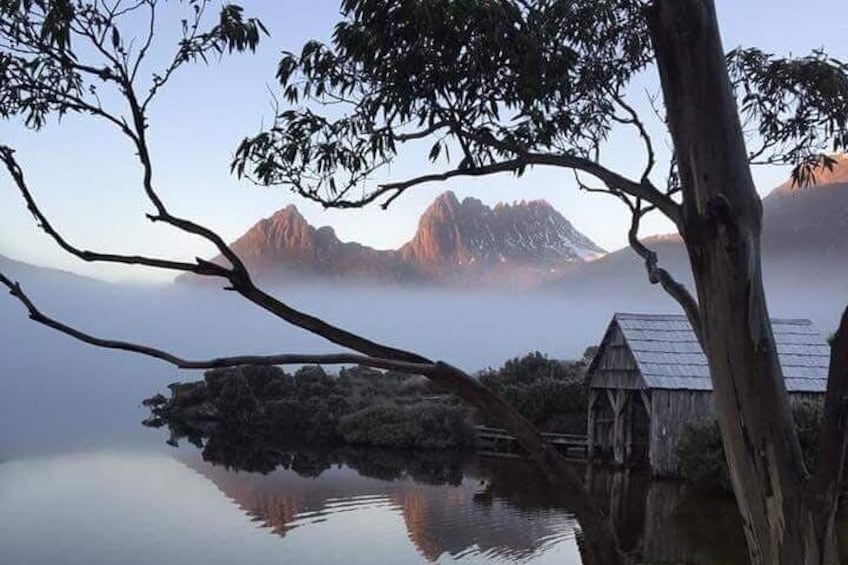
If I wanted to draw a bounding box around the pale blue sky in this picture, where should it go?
[1,1,845,282]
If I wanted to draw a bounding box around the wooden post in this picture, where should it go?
[640,390,655,473]
[608,389,627,466]
[624,392,634,464]
[587,388,598,460]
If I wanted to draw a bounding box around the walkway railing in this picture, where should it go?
[474,425,589,459]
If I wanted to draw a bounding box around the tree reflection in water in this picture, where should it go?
[150,407,748,564]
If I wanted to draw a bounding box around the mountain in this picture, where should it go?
[399,192,603,285]
[553,157,848,323]
[199,192,604,289]
[0,252,110,292]
[227,205,412,284]
[761,155,848,267]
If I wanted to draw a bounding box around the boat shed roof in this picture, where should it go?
[588,313,830,392]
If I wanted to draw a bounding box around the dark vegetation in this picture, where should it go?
[677,401,824,492]
[478,351,592,434]
[145,364,471,450]
[144,351,592,452]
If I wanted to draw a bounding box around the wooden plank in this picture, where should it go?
[612,389,627,465]
[649,390,714,476]
[640,390,652,414]
[623,394,632,462]
[473,426,589,458]
[587,387,597,461]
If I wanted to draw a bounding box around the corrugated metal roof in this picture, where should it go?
[597,313,830,392]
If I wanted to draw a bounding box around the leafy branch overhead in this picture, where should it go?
[0,0,266,129]
[232,0,653,207]
[233,0,848,209]
[728,47,848,186]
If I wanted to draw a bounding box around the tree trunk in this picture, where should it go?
[813,307,848,563]
[648,1,832,563]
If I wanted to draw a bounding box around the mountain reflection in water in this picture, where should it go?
[150,413,748,564]
[0,445,751,564]
[172,444,749,565]
[183,449,580,563]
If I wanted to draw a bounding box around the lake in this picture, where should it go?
[0,441,750,565]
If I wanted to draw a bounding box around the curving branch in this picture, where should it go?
[627,201,702,344]
[569,171,700,343]
[454,125,680,225]
[0,271,432,373]
[610,92,656,183]
[122,85,253,281]
[369,147,682,224]
[0,145,229,278]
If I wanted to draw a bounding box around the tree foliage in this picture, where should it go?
[233,0,848,211]
[727,47,848,185]
[479,352,588,433]
[232,0,653,207]
[0,0,265,130]
[146,364,473,450]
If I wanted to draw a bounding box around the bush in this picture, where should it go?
[677,401,824,491]
[338,402,470,449]
[677,421,732,491]
[150,351,592,453]
[153,364,472,450]
[479,352,588,433]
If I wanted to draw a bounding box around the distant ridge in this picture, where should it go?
[188,191,605,289]
[554,156,848,296]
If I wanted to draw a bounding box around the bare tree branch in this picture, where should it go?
[438,123,680,223]
[0,271,432,373]
[610,92,656,183]
[130,0,156,83]
[371,149,682,224]
[0,146,229,278]
[231,283,433,364]
[569,171,700,342]
[119,84,253,281]
[627,201,702,344]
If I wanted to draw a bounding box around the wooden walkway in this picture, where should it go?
[474,425,589,459]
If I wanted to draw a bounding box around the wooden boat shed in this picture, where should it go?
[586,313,829,476]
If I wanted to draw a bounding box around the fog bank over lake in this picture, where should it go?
[1,258,844,456]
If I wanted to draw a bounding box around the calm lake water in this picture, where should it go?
[0,445,751,565]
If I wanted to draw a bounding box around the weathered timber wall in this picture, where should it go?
[649,390,714,476]
[648,390,823,476]
[590,324,643,390]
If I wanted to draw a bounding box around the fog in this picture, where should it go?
[1,260,845,457]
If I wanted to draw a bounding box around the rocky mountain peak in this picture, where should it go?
[431,190,461,210]
[189,191,605,288]
[401,193,605,270]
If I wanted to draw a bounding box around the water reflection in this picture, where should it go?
[585,469,747,565]
[184,449,579,563]
[0,445,749,565]
[145,412,749,564]
[178,445,748,564]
